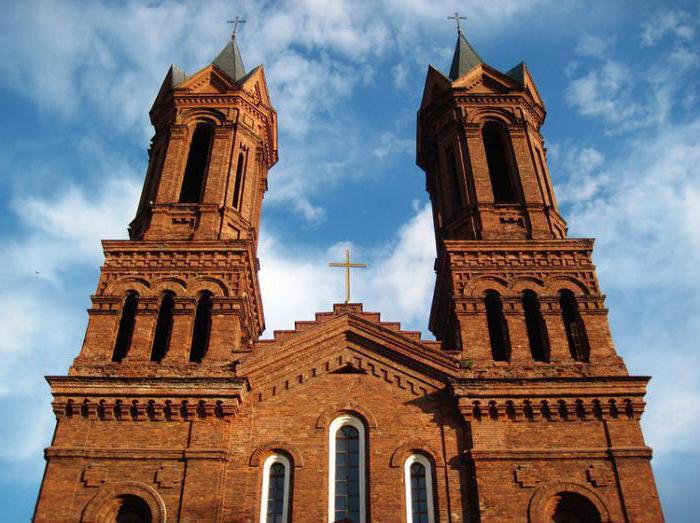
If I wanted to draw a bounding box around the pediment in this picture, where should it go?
[452,64,521,94]
[240,310,458,402]
[236,65,272,107]
[178,65,238,94]
[419,65,452,111]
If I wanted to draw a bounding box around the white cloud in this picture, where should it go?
[372,132,414,160]
[557,117,700,456]
[575,34,613,58]
[259,203,435,337]
[641,10,696,47]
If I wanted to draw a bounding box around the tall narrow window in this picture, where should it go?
[189,292,213,363]
[485,290,511,361]
[522,290,550,362]
[559,290,591,362]
[447,147,463,210]
[260,454,291,523]
[232,151,246,209]
[112,292,138,362]
[404,455,435,523]
[179,122,214,203]
[482,122,517,203]
[150,292,175,362]
[328,415,366,523]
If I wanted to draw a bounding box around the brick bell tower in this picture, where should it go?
[417,29,663,520]
[34,32,277,521]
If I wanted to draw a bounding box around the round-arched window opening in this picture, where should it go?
[112,494,152,523]
[545,492,601,523]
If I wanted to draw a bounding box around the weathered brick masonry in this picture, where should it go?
[33,30,663,522]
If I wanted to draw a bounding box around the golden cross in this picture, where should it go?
[329,249,367,304]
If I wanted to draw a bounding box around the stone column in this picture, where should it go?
[539,296,573,363]
[77,296,121,361]
[206,297,242,361]
[124,297,158,362]
[455,297,492,363]
[163,297,197,363]
[501,296,531,363]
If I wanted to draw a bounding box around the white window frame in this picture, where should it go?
[259,454,291,523]
[404,454,435,523]
[328,414,366,523]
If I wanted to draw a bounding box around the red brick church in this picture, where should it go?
[33,25,663,523]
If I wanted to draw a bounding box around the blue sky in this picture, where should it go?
[1,0,699,520]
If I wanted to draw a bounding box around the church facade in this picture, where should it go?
[33,29,663,523]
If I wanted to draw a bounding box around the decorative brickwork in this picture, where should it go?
[33,32,662,523]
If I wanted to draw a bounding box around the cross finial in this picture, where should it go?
[227,16,246,40]
[448,12,467,35]
[329,249,367,304]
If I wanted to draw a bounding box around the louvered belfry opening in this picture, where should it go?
[482,121,517,203]
[522,290,550,362]
[485,290,511,361]
[179,122,214,203]
[189,292,213,363]
[112,292,139,362]
[150,292,175,362]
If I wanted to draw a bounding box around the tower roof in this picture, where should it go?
[448,31,483,80]
[212,36,246,82]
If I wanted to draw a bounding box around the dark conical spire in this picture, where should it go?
[212,36,247,82]
[448,31,483,80]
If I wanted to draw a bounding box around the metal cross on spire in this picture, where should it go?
[448,12,467,35]
[329,249,367,304]
[227,16,246,40]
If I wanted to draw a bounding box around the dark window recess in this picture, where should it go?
[482,122,517,203]
[150,292,175,362]
[114,494,152,523]
[447,147,463,210]
[410,462,430,523]
[266,462,286,523]
[179,123,214,203]
[548,492,601,523]
[112,292,138,362]
[485,291,511,361]
[522,290,550,362]
[335,425,361,523]
[232,151,246,209]
[559,290,591,362]
[189,292,213,363]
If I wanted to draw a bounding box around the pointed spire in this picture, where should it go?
[212,36,247,83]
[448,31,483,80]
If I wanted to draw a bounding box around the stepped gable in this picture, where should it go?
[241,303,458,394]
[257,303,442,349]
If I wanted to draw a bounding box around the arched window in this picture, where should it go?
[232,151,247,209]
[328,415,366,523]
[112,494,152,523]
[112,292,139,362]
[559,290,590,362]
[546,492,601,523]
[446,146,463,211]
[150,292,175,362]
[189,292,213,363]
[485,290,511,361]
[482,122,517,203]
[260,454,291,523]
[404,454,435,523]
[522,290,550,362]
[179,122,214,203]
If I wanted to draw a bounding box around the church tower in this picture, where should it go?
[417,28,663,521]
[34,33,278,521]
[34,23,663,523]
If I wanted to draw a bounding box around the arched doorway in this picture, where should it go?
[112,495,152,523]
[545,492,601,523]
